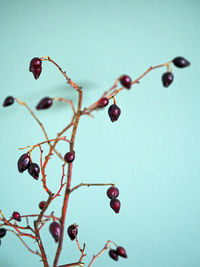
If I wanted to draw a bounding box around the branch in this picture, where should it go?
[70,183,115,193]
[53,97,76,115]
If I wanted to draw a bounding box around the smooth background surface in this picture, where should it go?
[0,0,200,266]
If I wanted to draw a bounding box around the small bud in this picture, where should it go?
[120,75,132,89]
[173,57,190,68]
[12,211,21,222]
[36,97,53,110]
[162,72,174,87]
[110,198,121,213]
[3,96,14,107]
[28,163,40,180]
[108,104,121,122]
[67,224,78,241]
[109,249,118,261]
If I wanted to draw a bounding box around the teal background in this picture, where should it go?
[0,0,199,266]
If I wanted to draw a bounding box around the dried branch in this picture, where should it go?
[70,183,115,193]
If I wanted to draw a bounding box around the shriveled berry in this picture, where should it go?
[49,222,61,242]
[39,201,46,210]
[107,186,119,199]
[162,72,174,87]
[67,224,78,241]
[98,97,109,108]
[109,249,118,261]
[36,97,53,110]
[110,198,121,213]
[108,104,121,122]
[3,96,14,107]
[17,153,30,173]
[120,75,132,89]
[32,67,42,80]
[116,246,127,258]
[28,163,40,179]
[64,152,75,163]
[12,211,21,222]
[0,228,7,239]
[173,57,190,68]
[29,57,41,72]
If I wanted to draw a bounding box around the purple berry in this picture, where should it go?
[67,224,78,241]
[12,211,21,222]
[120,75,132,89]
[33,67,42,80]
[173,57,190,68]
[28,163,40,179]
[110,198,121,213]
[29,57,42,71]
[17,153,30,173]
[36,97,53,110]
[162,72,174,87]
[64,152,75,163]
[109,249,118,261]
[3,96,14,107]
[116,246,127,258]
[108,104,121,122]
[39,201,46,210]
[0,228,6,239]
[98,97,109,108]
[107,186,119,199]
[49,222,61,242]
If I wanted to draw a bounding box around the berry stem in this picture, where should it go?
[70,182,115,193]
[53,97,76,115]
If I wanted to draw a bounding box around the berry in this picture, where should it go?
[12,211,21,222]
[67,224,78,241]
[28,163,40,179]
[0,228,7,239]
[107,186,119,199]
[173,57,190,68]
[49,222,61,242]
[110,198,121,213]
[39,201,46,210]
[36,97,53,110]
[162,72,174,87]
[120,75,132,89]
[64,152,75,163]
[29,57,42,80]
[98,97,109,108]
[109,249,118,261]
[3,96,14,107]
[108,104,121,122]
[17,153,30,173]
[116,246,127,258]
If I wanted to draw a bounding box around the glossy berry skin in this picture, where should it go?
[107,186,119,199]
[110,198,121,213]
[17,153,30,173]
[3,96,14,107]
[39,201,46,210]
[29,57,42,80]
[49,222,61,243]
[67,224,78,241]
[116,246,127,258]
[173,57,190,68]
[120,75,132,89]
[109,249,118,261]
[12,211,21,222]
[28,163,40,180]
[108,104,121,122]
[64,152,75,163]
[162,72,174,87]
[36,97,53,110]
[0,228,7,238]
[98,97,109,108]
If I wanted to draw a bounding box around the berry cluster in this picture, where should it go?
[109,246,127,261]
[17,153,40,180]
[29,57,42,80]
[107,186,121,213]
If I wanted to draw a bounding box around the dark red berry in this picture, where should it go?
[39,201,46,210]
[110,198,121,213]
[116,246,127,258]
[49,222,61,242]
[3,96,14,107]
[107,186,119,199]
[29,57,42,71]
[28,163,40,179]
[36,97,53,110]
[67,224,78,241]
[32,67,42,80]
[64,152,75,163]
[120,75,132,89]
[173,57,190,68]
[17,153,30,173]
[108,104,121,122]
[109,249,118,261]
[162,72,174,87]
[98,97,109,108]
[12,211,21,222]
[0,228,7,239]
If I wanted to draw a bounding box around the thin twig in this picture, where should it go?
[70,183,115,193]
